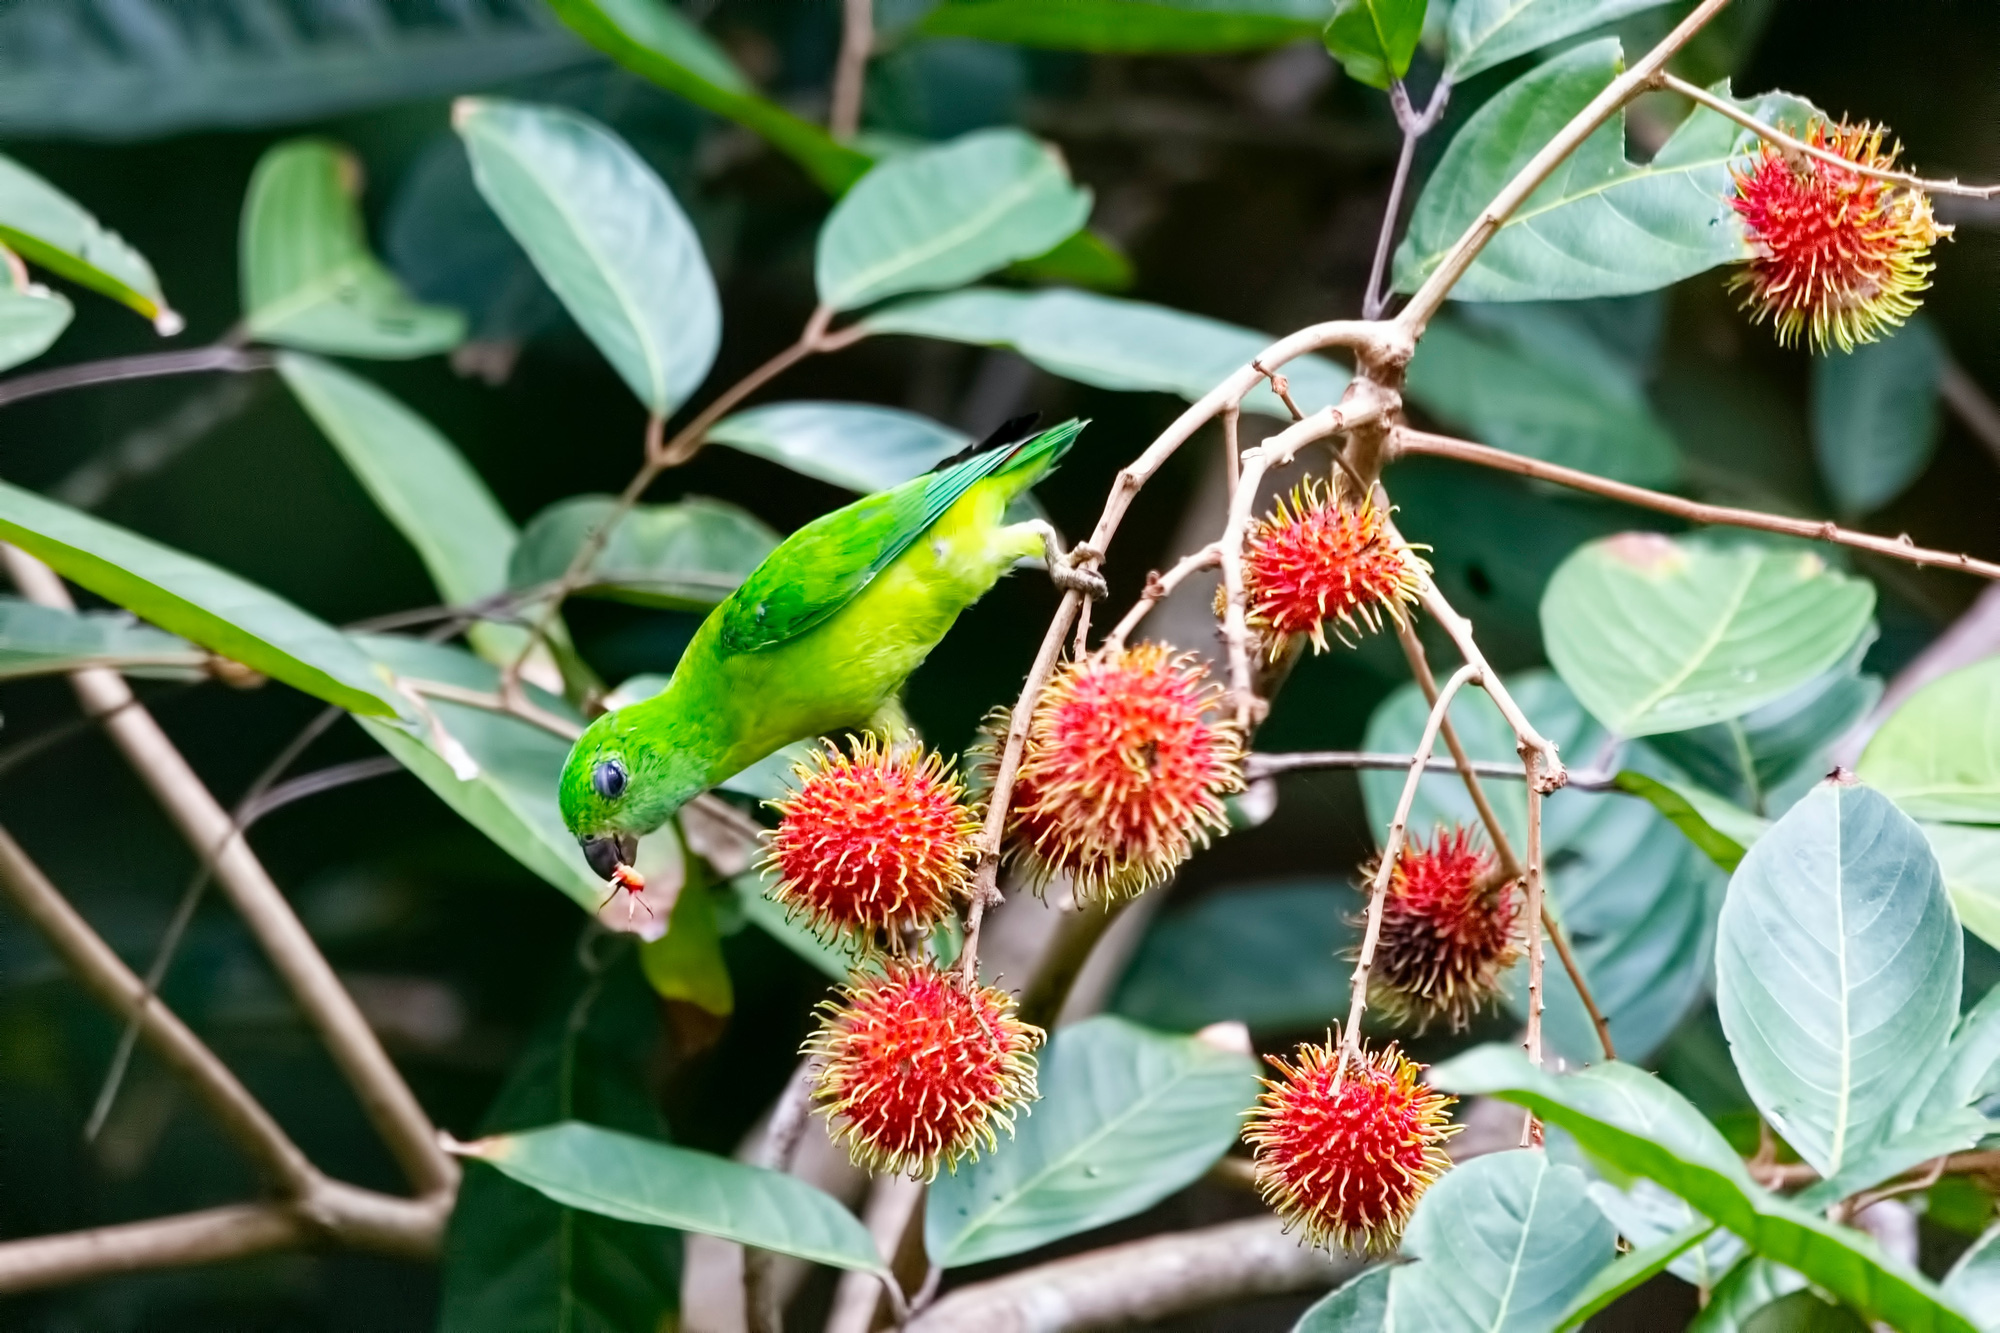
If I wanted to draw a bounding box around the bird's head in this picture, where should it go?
[559,707,687,881]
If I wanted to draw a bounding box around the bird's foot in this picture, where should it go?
[1044,535,1108,599]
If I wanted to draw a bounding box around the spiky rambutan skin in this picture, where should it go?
[763,735,979,944]
[1361,827,1521,1033]
[1005,644,1243,904]
[1240,480,1425,659]
[1728,119,1952,353]
[1243,1033,1457,1255]
[807,960,1042,1180]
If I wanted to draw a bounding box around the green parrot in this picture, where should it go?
[558,415,1100,883]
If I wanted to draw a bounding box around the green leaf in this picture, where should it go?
[0,480,400,716]
[0,596,204,681]
[1812,316,1946,514]
[353,634,664,914]
[439,941,678,1333]
[706,401,969,493]
[1914,978,2000,1130]
[0,262,72,373]
[1859,659,2000,823]
[1446,0,1678,79]
[1586,1175,1745,1289]
[1324,0,1427,90]
[1110,881,1347,1032]
[816,128,1092,312]
[508,495,777,610]
[456,97,720,416]
[1614,771,1767,872]
[1541,533,1876,738]
[1389,1149,1618,1331]
[926,1016,1258,1268]
[1557,1219,1721,1329]
[457,1121,886,1273]
[0,153,177,331]
[1431,1048,1980,1333]
[640,879,734,1016]
[277,353,523,663]
[1943,1226,2000,1333]
[1404,303,1681,484]
[1716,783,1961,1181]
[1008,228,1134,291]
[1361,670,1725,1061]
[1293,1265,1390,1332]
[1923,822,2000,952]
[917,0,1328,52]
[1394,44,1816,301]
[544,0,872,194]
[1691,1258,1810,1333]
[239,139,464,359]
[0,0,593,141]
[863,286,1349,420]
[728,868,850,982]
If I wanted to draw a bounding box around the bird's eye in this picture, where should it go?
[592,758,628,800]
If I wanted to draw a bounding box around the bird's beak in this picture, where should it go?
[580,832,639,881]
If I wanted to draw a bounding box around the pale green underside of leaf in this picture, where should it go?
[863,286,1349,420]
[707,401,969,493]
[916,0,1327,52]
[1923,822,2000,954]
[242,139,464,358]
[926,1016,1257,1268]
[457,97,720,415]
[1859,658,2000,824]
[1942,1225,2000,1332]
[468,1121,885,1273]
[0,276,72,372]
[1541,533,1876,738]
[1445,0,1679,80]
[0,151,175,326]
[817,127,1092,312]
[1395,41,1818,302]
[0,479,399,716]
[0,596,204,681]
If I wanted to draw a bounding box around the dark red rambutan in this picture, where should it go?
[1364,827,1522,1033]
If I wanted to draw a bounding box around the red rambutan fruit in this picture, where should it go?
[1728,119,1952,353]
[764,735,979,943]
[1006,644,1243,903]
[1241,480,1425,657]
[807,959,1042,1179]
[1362,826,1522,1033]
[1243,1032,1457,1254]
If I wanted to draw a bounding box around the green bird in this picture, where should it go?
[559,415,1101,883]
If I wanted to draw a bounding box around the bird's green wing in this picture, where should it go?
[715,419,1083,654]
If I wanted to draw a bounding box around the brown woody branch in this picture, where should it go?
[829,0,874,141]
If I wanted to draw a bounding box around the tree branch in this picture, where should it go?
[1363,76,1451,320]
[0,345,274,410]
[829,0,874,140]
[1395,427,2000,582]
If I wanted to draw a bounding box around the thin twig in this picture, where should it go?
[402,675,584,742]
[829,0,874,140]
[1363,76,1451,320]
[1244,749,1617,789]
[1395,427,2000,583]
[1521,749,1547,1146]
[1340,664,1480,1072]
[1101,544,1220,652]
[1652,71,2000,199]
[0,345,275,410]
[1941,358,2000,467]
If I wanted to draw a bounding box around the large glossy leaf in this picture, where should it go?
[1586,1177,1744,1289]
[917,0,1327,51]
[1395,44,1816,301]
[457,1121,885,1273]
[456,97,720,416]
[0,262,72,372]
[0,480,399,716]
[1812,316,1945,515]
[706,401,969,493]
[1323,0,1426,90]
[508,495,777,610]
[439,942,679,1333]
[1943,1226,2000,1333]
[1647,630,1881,815]
[1691,1259,1812,1333]
[1859,659,2000,823]
[1716,783,1961,1180]
[0,0,592,140]
[1361,671,1724,1062]
[1294,1264,1389,1332]
[1390,1149,1617,1332]
[545,0,871,194]
[1924,823,2000,952]
[926,1016,1257,1268]
[817,128,1091,312]
[1404,303,1681,485]
[240,139,463,358]
[0,596,203,680]
[1445,0,1677,79]
[864,286,1349,420]
[1110,880,1348,1033]
[0,152,177,330]
[352,634,666,914]
[277,354,523,663]
[1432,1048,1980,1333]
[1541,533,1876,738]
